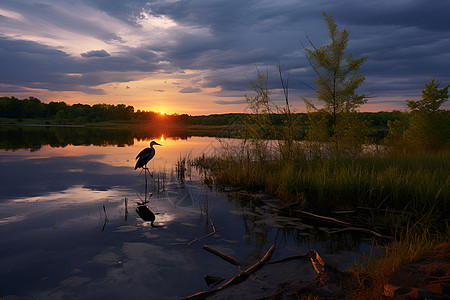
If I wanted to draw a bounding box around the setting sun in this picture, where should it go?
[160,112,165,115]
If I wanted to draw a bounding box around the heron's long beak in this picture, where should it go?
[155,142,162,146]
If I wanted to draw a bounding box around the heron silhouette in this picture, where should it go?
[135,140,162,203]
[135,140,162,171]
[136,205,159,227]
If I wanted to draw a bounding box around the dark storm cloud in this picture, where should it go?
[140,0,450,103]
[0,35,163,94]
[1,1,128,44]
[82,0,151,26]
[81,49,111,58]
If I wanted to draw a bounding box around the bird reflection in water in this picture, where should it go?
[135,193,159,227]
[136,205,159,227]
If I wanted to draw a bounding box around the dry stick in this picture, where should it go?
[357,206,404,214]
[295,210,351,226]
[267,252,311,265]
[183,244,276,300]
[185,227,224,246]
[202,245,241,266]
[328,227,393,239]
[209,217,216,232]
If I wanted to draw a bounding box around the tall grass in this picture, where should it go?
[196,148,449,226]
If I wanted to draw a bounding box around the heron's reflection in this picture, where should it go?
[136,204,159,227]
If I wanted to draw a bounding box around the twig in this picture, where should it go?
[209,217,216,232]
[267,252,311,265]
[332,210,355,214]
[202,245,241,266]
[183,244,275,300]
[295,210,350,226]
[185,227,224,246]
[357,206,404,214]
[328,227,393,239]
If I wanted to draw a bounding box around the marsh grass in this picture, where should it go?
[196,148,449,224]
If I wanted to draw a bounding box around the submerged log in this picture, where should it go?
[204,275,225,287]
[202,245,241,266]
[267,252,311,265]
[183,244,275,300]
[295,210,351,226]
[328,227,393,239]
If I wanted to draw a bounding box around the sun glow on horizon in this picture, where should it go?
[160,134,165,142]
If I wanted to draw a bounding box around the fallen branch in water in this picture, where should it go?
[179,227,224,246]
[295,210,351,226]
[328,227,393,239]
[203,245,241,266]
[267,252,311,265]
[183,244,275,300]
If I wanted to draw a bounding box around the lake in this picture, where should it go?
[0,126,376,299]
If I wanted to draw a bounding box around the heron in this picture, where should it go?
[135,140,162,171]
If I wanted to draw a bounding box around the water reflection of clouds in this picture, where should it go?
[0,214,25,225]
[12,185,124,204]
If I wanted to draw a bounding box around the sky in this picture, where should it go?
[1,0,449,115]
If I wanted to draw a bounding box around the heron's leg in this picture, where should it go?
[144,166,148,203]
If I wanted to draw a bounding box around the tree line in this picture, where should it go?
[1,95,409,132]
[0,96,192,124]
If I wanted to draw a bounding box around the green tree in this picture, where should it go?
[302,12,369,154]
[303,12,368,128]
[406,79,449,113]
[403,79,449,150]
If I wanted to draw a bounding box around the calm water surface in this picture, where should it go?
[0,127,375,299]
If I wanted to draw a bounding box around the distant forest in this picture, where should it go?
[1,96,404,129]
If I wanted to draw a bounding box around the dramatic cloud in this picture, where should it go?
[179,87,201,93]
[0,0,449,113]
[81,49,111,58]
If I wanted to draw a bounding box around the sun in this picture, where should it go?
[160,111,165,115]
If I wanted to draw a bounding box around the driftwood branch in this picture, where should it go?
[172,227,224,246]
[185,227,224,246]
[183,244,275,300]
[328,227,393,239]
[267,252,311,265]
[203,245,241,266]
[295,210,351,226]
